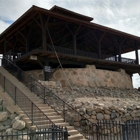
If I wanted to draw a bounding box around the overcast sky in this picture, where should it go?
[0,0,140,88]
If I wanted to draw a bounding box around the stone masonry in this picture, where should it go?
[26,65,133,89]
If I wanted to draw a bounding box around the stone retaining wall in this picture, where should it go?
[52,65,132,89]
[26,65,133,89]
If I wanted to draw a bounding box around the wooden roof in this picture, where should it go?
[0,5,140,54]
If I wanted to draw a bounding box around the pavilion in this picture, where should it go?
[0,5,140,75]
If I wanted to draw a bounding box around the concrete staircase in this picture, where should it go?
[0,67,87,140]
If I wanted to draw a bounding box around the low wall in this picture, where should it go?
[52,65,133,89]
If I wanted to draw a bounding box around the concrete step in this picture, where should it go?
[68,130,79,135]
[51,119,64,123]
[68,134,84,140]
[18,109,55,114]
[54,122,69,126]
[48,115,62,120]
[66,126,75,131]
[22,106,51,110]
[44,112,58,116]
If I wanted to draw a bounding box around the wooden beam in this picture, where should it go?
[98,32,106,58]
[4,37,6,56]
[135,41,139,64]
[73,35,77,55]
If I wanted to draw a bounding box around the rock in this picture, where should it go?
[0,124,5,131]
[75,103,82,109]
[89,119,97,123]
[95,108,102,113]
[110,112,116,119]
[104,109,111,115]
[74,114,81,122]
[0,99,3,105]
[0,105,3,111]
[0,112,8,122]
[79,108,86,115]
[15,114,24,120]
[5,128,13,135]
[84,114,90,119]
[2,118,12,126]
[91,115,96,119]
[86,107,93,116]
[74,122,80,127]
[104,114,110,120]
[96,113,104,120]
[12,120,25,130]
[80,120,86,126]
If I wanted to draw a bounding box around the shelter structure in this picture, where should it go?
[0,5,140,79]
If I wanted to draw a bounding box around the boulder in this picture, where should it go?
[12,120,25,130]
[0,124,5,131]
[96,113,104,120]
[104,114,110,120]
[0,99,3,105]
[86,107,93,116]
[110,112,116,119]
[104,109,111,115]
[0,112,8,122]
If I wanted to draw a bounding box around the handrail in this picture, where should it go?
[1,56,97,139]
[0,60,58,129]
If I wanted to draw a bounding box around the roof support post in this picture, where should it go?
[113,44,117,61]
[73,35,77,55]
[98,42,101,59]
[98,32,106,59]
[26,38,29,53]
[26,27,31,53]
[118,38,126,62]
[4,37,6,57]
[135,41,139,64]
[39,14,50,51]
[42,25,47,51]
[118,45,121,62]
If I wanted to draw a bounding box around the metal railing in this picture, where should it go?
[2,57,140,140]
[47,45,74,55]
[0,63,59,129]
[1,57,97,139]
[0,127,68,140]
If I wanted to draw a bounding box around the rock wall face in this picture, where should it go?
[52,65,133,89]
[26,65,133,89]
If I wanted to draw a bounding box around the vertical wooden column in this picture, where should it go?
[25,27,30,53]
[73,35,77,55]
[114,45,117,61]
[118,45,121,62]
[42,25,47,51]
[98,42,101,59]
[97,32,106,59]
[26,38,29,53]
[135,41,139,64]
[4,37,6,56]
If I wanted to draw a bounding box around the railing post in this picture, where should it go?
[122,124,126,140]
[44,87,45,104]
[31,77,33,92]
[64,127,68,140]
[15,86,17,105]
[63,101,65,122]
[31,102,33,125]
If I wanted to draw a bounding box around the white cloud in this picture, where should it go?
[0,20,10,33]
